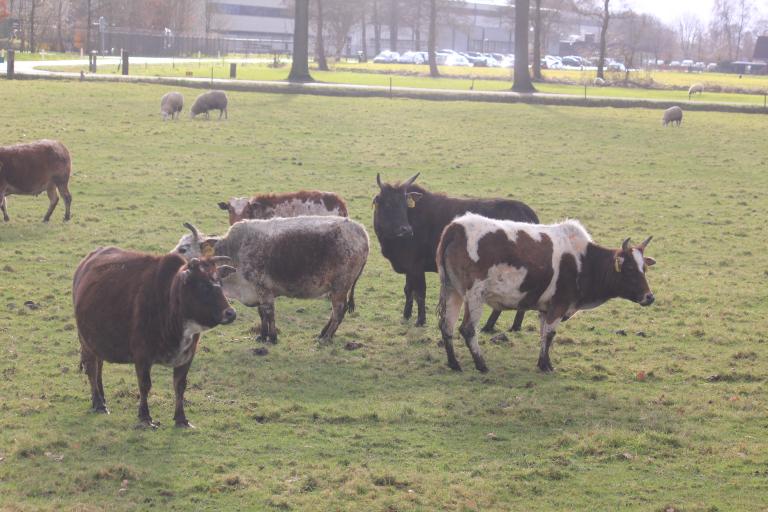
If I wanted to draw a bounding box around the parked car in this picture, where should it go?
[606,60,626,72]
[681,59,694,68]
[482,53,501,67]
[437,53,472,67]
[542,55,562,69]
[561,56,582,68]
[706,62,718,71]
[462,51,488,66]
[694,61,706,71]
[398,51,426,65]
[669,60,681,67]
[373,50,400,63]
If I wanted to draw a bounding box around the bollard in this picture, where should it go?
[89,51,97,73]
[230,62,236,79]
[121,50,129,75]
[6,49,14,79]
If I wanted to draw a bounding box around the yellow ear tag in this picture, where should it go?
[201,243,215,258]
[614,258,621,273]
[407,196,416,208]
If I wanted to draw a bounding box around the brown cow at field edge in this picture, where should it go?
[0,139,73,222]
[73,247,236,427]
[218,190,348,224]
[437,214,656,373]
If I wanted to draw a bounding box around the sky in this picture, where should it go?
[622,0,713,24]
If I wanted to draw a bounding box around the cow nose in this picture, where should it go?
[396,225,413,237]
[640,293,655,306]
[221,307,237,324]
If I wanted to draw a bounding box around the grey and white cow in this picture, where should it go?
[173,216,368,342]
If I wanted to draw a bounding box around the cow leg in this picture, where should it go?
[402,275,414,320]
[537,311,562,373]
[224,108,228,120]
[0,191,9,222]
[412,272,427,327]
[256,304,270,342]
[509,310,526,332]
[173,361,194,428]
[56,180,72,221]
[134,361,157,428]
[82,349,108,413]
[262,302,278,343]
[458,295,488,373]
[319,291,347,341]
[481,309,502,333]
[438,286,463,372]
[42,184,59,222]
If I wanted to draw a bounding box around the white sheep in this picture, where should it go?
[662,106,683,127]
[160,92,183,121]
[688,83,703,99]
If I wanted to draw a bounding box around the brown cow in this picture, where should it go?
[73,247,237,427]
[218,190,348,225]
[0,140,73,222]
[437,214,656,373]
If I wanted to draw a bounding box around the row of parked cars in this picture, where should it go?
[373,49,514,68]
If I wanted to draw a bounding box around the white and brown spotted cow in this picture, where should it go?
[218,191,348,225]
[173,217,368,343]
[436,213,656,373]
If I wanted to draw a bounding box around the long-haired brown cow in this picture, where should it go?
[437,214,656,373]
[218,190,348,225]
[373,173,539,330]
[73,247,237,428]
[0,140,73,222]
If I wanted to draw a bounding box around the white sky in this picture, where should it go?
[621,0,714,24]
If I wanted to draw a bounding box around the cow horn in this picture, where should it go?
[376,173,383,189]
[621,238,631,251]
[211,255,232,264]
[183,222,200,240]
[640,236,653,249]
[404,172,420,187]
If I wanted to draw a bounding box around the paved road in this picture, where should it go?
[4,56,766,115]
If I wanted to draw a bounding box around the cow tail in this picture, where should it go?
[346,264,365,314]
[436,225,455,326]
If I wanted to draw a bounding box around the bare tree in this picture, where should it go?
[289,0,314,82]
[532,0,542,80]
[428,0,438,76]
[677,12,702,58]
[388,0,397,51]
[734,0,752,60]
[315,0,329,69]
[372,0,381,54]
[512,0,536,92]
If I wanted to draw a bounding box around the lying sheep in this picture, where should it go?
[688,83,703,99]
[662,106,683,127]
[190,90,228,120]
[160,92,183,120]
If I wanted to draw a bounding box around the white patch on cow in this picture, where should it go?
[272,198,338,218]
[632,248,645,274]
[163,321,208,367]
[452,214,592,309]
[229,197,250,216]
[482,263,528,311]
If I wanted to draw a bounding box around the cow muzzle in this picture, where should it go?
[395,225,414,238]
[639,293,655,306]
[220,307,237,324]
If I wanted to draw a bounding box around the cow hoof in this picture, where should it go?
[175,420,195,429]
[476,365,489,373]
[480,325,496,334]
[537,361,555,373]
[448,362,462,372]
[415,320,426,328]
[92,406,110,415]
[136,419,159,429]
[508,325,522,332]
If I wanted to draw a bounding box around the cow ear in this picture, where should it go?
[406,192,422,208]
[614,255,624,273]
[218,265,237,279]
[644,256,657,267]
[218,202,229,211]
[201,239,217,257]
[372,195,379,208]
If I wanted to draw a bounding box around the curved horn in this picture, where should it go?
[639,236,653,249]
[404,172,420,187]
[621,238,631,251]
[211,255,232,264]
[183,222,200,240]
[376,173,383,189]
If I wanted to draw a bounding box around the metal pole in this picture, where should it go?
[230,63,236,79]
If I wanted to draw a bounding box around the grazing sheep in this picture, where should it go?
[190,90,228,120]
[160,92,184,120]
[688,83,703,99]
[662,106,683,127]
[593,77,606,86]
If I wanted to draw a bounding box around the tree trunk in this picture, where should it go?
[532,0,542,81]
[373,0,381,54]
[361,4,367,59]
[389,0,398,51]
[86,0,92,53]
[288,0,314,82]
[414,0,421,51]
[315,0,329,70]
[428,0,439,77]
[29,0,36,53]
[56,0,64,52]
[512,0,535,92]
[596,0,609,80]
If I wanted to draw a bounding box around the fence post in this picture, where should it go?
[121,50,129,75]
[89,51,97,73]
[6,49,14,79]
[230,63,236,79]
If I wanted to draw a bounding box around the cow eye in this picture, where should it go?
[178,247,187,254]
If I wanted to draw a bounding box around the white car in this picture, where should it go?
[373,50,400,64]
[398,51,425,65]
[438,53,472,67]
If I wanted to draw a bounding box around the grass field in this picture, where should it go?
[1,79,768,511]
[41,60,768,106]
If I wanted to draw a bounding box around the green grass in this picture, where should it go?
[41,60,768,106]
[1,79,767,511]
